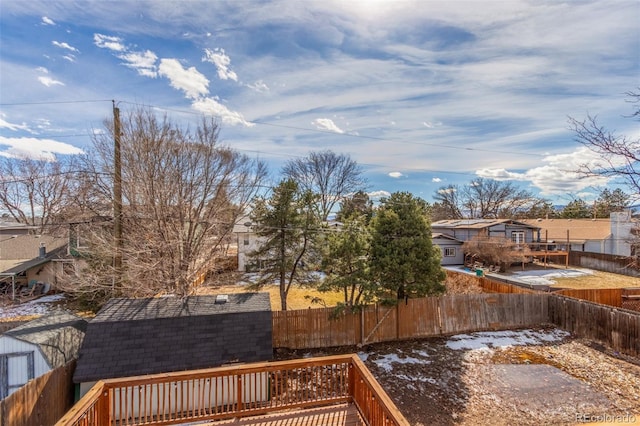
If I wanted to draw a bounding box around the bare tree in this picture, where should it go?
[433,178,544,219]
[461,235,532,272]
[60,108,267,299]
[282,150,366,221]
[432,185,464,220]
[0,156,77,234]
[569,89,640,200]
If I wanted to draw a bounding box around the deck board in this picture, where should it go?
[200,403,365,426]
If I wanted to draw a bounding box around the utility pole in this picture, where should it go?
[113,101,123,287]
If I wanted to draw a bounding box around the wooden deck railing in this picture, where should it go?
[56,354,409,426]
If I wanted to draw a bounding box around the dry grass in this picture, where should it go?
[196,273,345,311]
[549,269,640,289]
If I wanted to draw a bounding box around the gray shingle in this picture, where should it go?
[73,293,272,383]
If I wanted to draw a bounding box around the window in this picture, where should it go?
[511,231,525,244]
[243,238,249,246]
[444,248,456,257]
[0,352,34,399]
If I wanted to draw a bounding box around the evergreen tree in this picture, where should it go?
[594,188,630,218]
[249,179,319,310]
[370,192,445,302]
[560,198,591,218]
[320,215,375,311]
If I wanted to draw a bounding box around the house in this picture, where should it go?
[432,233,465,265]
[0,311,87,399]
[521,211,638,256]
[73,293,273,398]
[431,219,541,245]
[0,234,68,299]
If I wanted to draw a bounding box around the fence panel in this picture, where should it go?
[549,296,640,358]
[554,288,623,307]
[397,297,441,339]
[0,360,76,426]
[272,308,360,349]
[361,304,398,345]
[435,294,549,335]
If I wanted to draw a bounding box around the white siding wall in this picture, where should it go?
[0,336,50,397]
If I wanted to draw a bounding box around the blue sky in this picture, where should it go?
[0,0,638,205]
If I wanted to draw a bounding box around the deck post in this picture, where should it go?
[98,388,110,425]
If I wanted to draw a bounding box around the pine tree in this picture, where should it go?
[370,192,445,302]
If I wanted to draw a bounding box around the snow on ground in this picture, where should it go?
[372,353,430,373]
[0,294,66,319]
[445,329,570,351]
[508,268,594,285]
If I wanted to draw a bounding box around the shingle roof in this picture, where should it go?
[432,219,540,230]
[93,293,271,322]
[520,218,612,242]
[73,293,273,383]
[4,311,87,369]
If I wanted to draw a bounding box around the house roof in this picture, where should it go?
[73,293,273,383]
[92,293,271,322]
[432,219,540,230]
[432,233,463,244]
[520,218,612,242]
[0,234,67,274]
[4,311,87,369]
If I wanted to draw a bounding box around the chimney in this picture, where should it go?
[39,242,46,259]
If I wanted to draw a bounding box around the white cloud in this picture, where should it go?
[388,171,404,178]
[475,147,612,196]
[191,97,254,127]
[94,33,126,52]
[0,136,84,161]
[246,80,270,92]
[119,50,158,78]
[158,58,209,99]
[36,67,48,74]
[432,177,442,183]
[41,16,55,26]
[0,117,31,132]
[437,187,456,195]
[368,190,391,200]
[202,48,238,81]
[312,118,344,134]
[38,76,64,87]
[63,55,76,62]
[52,41,79,52]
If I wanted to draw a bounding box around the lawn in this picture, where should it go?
[550,269,640,289]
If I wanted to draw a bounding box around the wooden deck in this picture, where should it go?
[204,403,364,425]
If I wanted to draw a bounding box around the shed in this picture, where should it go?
[73,293,272,397]
[0,311,87,399]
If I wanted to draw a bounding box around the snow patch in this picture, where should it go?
[372,353,430,373]
[0,294,66,319]
[446,329,570,351]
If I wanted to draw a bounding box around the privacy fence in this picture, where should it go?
[273,293,640,358]
[273,293,550,349]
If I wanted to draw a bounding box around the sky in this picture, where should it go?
[0,0,638,206]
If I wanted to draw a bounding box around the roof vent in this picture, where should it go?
[215,294,229,304]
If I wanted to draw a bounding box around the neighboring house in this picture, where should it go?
[234,216,343,272]
[0,234,68,299]
[0,311,87,399]
[432,233,465,265]
[432,219,541,245]
[521,211,638,256]
[73,293,273,398]
[0,221,37,237]
[234,217,261,272]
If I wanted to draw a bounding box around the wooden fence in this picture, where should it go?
[0,360,76,426]
[554,288,623,307]
[273,294,550,349]
[569,251,640,277]
[549,296,640,358]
